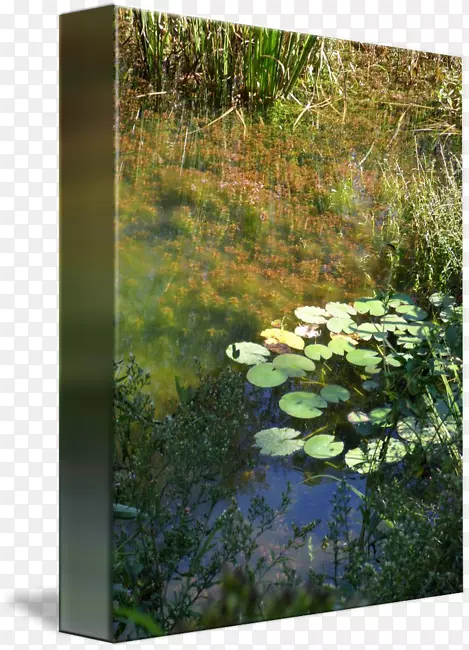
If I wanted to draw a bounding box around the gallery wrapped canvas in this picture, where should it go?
[60,5,462,642]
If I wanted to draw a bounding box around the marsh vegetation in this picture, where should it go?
[113,9,462,640]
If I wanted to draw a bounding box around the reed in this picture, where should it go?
[129,10,318,109]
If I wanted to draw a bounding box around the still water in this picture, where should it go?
[115,99,419,582]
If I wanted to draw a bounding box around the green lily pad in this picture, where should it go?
[273,354,316,373]
[304,434,344,460]
[320,384,350,403]
[379,313,408,331]
[328,336,357,355]
[346,348,382,366]
[364,365,382,374]
[385,354,402,367]
[246,363,288,388]
[294,305,329,325]
[350,322,388,341]
[397,418,436,445]
[345,438,408,474]
[326,316,355,334]
[347,410,370,425]
[353,298,386,316]
[362,379,380,391]
[344,447,368,472]
[226,342,270,365]
[304,344,333,361]
[254,427,305,456]
[388,293,414,308]
[369,407,392,426]
[396,304,428,321]
[395,335,421,349]
[279,391,327,419]
[325,301,357,317]
[347,410,373,435]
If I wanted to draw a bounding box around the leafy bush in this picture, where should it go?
[113,355,316,640]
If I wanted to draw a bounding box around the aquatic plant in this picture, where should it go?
[227,289,462,471]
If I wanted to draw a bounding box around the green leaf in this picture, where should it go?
[326,316,355,334]
[350,322,388,341]
[320,384,350,403]
[385,354,402,367]
[396,304,428,321]
[114,607,164,637]
[279,391,327,419]
[294,305,329,324]
[345,439,408,474]
[226,342,270,365]
[346,348,382,367]
[254,427,305,456]
[328,336,357,356]
[325,301,357,317]
[272,353,315,377]
[246,363,289,388]
[388,292,414,308]
[304,434,344,460]
[304,344,333,361]
[379,313,408,331]
[369,406,392,426]
[353,298,386,316]
[347,410,373,436]
[395,334,421,349]
[362,379,380,391]
[364,365,381,374]
[113,503,147,520]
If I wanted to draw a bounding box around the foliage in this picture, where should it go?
[124,9,318,110]
[380,152,462,297]
[113,355,316,640]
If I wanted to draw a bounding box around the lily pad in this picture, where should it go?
[344,447,368,472]
[364,365,381,375]
[326,316,355,334]
[395,304,428,321]
[388,293,414,308]
[346,348,382,367]
[350,322,388,341]
[362,379,380,391]
[325,301,357,317]
[226,342,270,365]
[320,384,350,403]
[294,305,330,325]
[353,298,386,316]
[273,354,316,374]
[254,427,305,456]
[279,391,327,419]
[369,407,392,426]
[304,344,333,361]
[395,335,421,349]
[397,418,436,445]
[345,439,408,474]
[379,313,408,332]
[347,410,373,435]
[246,363,288,388]
[328,336,357,356]
[385,354,402,367]
[260,328,305,350]
[304,434,344,460]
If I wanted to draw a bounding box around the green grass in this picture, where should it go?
[380,151,462,297]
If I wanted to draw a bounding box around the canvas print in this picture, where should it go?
[111,8,462,641]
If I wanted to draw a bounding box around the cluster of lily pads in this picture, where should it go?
[226,292,461,473]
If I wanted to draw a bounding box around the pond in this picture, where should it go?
[115,97,430,584]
